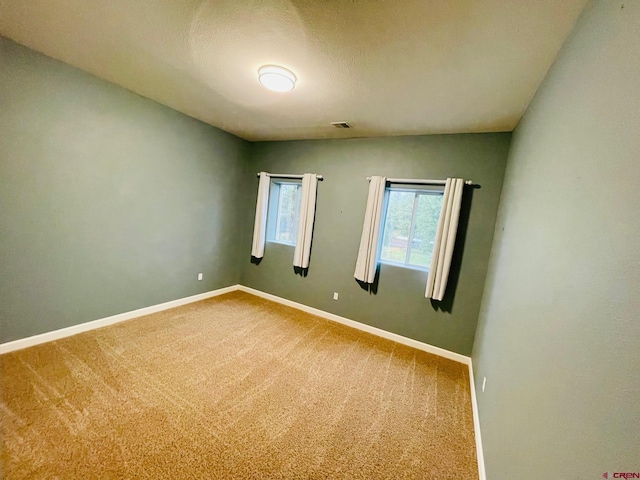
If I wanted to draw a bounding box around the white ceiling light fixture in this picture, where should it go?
[258,65,296,92]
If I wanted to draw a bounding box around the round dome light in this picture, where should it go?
[258,65,296,92]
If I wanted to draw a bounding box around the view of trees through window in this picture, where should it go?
[274,183,301,244]
[380,189,443,268]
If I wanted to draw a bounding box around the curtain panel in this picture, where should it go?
[425,177,464,301]
[251,172,270,258]
[293,173,318,269]
[354,175,387,284]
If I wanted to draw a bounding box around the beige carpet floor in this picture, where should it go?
[1,291,478,479]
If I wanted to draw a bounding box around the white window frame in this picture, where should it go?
[378,185,444,271]
[267,180,302,247]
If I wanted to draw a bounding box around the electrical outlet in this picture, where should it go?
[482,377,487,393]
[197,273,203,281]
[333,292,339,300]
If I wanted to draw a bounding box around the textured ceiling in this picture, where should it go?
[0,0,587,141]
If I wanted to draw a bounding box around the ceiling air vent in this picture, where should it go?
[330,121,351,129]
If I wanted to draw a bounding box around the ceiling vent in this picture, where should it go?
[330,121,351,129]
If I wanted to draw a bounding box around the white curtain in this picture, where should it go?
[354,176,387,283]
[251,172,270,258]
[425,178,464,301]
[293,173,318,269]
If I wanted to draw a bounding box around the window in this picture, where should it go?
[379,186,444,270]
[267,181,302,246]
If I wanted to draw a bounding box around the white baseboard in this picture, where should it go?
[0,283,485,479]
[0,284,240,354]
[468,362,487,480]
[237,285,471,365]
[1,283,470,365]
[237,285,484,478]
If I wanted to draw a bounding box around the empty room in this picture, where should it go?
[1,0,638,478]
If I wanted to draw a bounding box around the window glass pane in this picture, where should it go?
[275,184,301,244]
[380,191,415,264]
[408,193,443,267]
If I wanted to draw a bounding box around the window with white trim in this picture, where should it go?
[267,180,302,246]
[379,185,444,270]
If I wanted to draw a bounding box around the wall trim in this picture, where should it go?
[0,284,240,354]
[1,283,470,365]
[237,285,484,477]
[468,362,487,480]
[237,285,471,365]
[0,283,486,478]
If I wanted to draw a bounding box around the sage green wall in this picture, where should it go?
[240,134,510,356]
[472,1,640,477]
[0,37,247,343]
